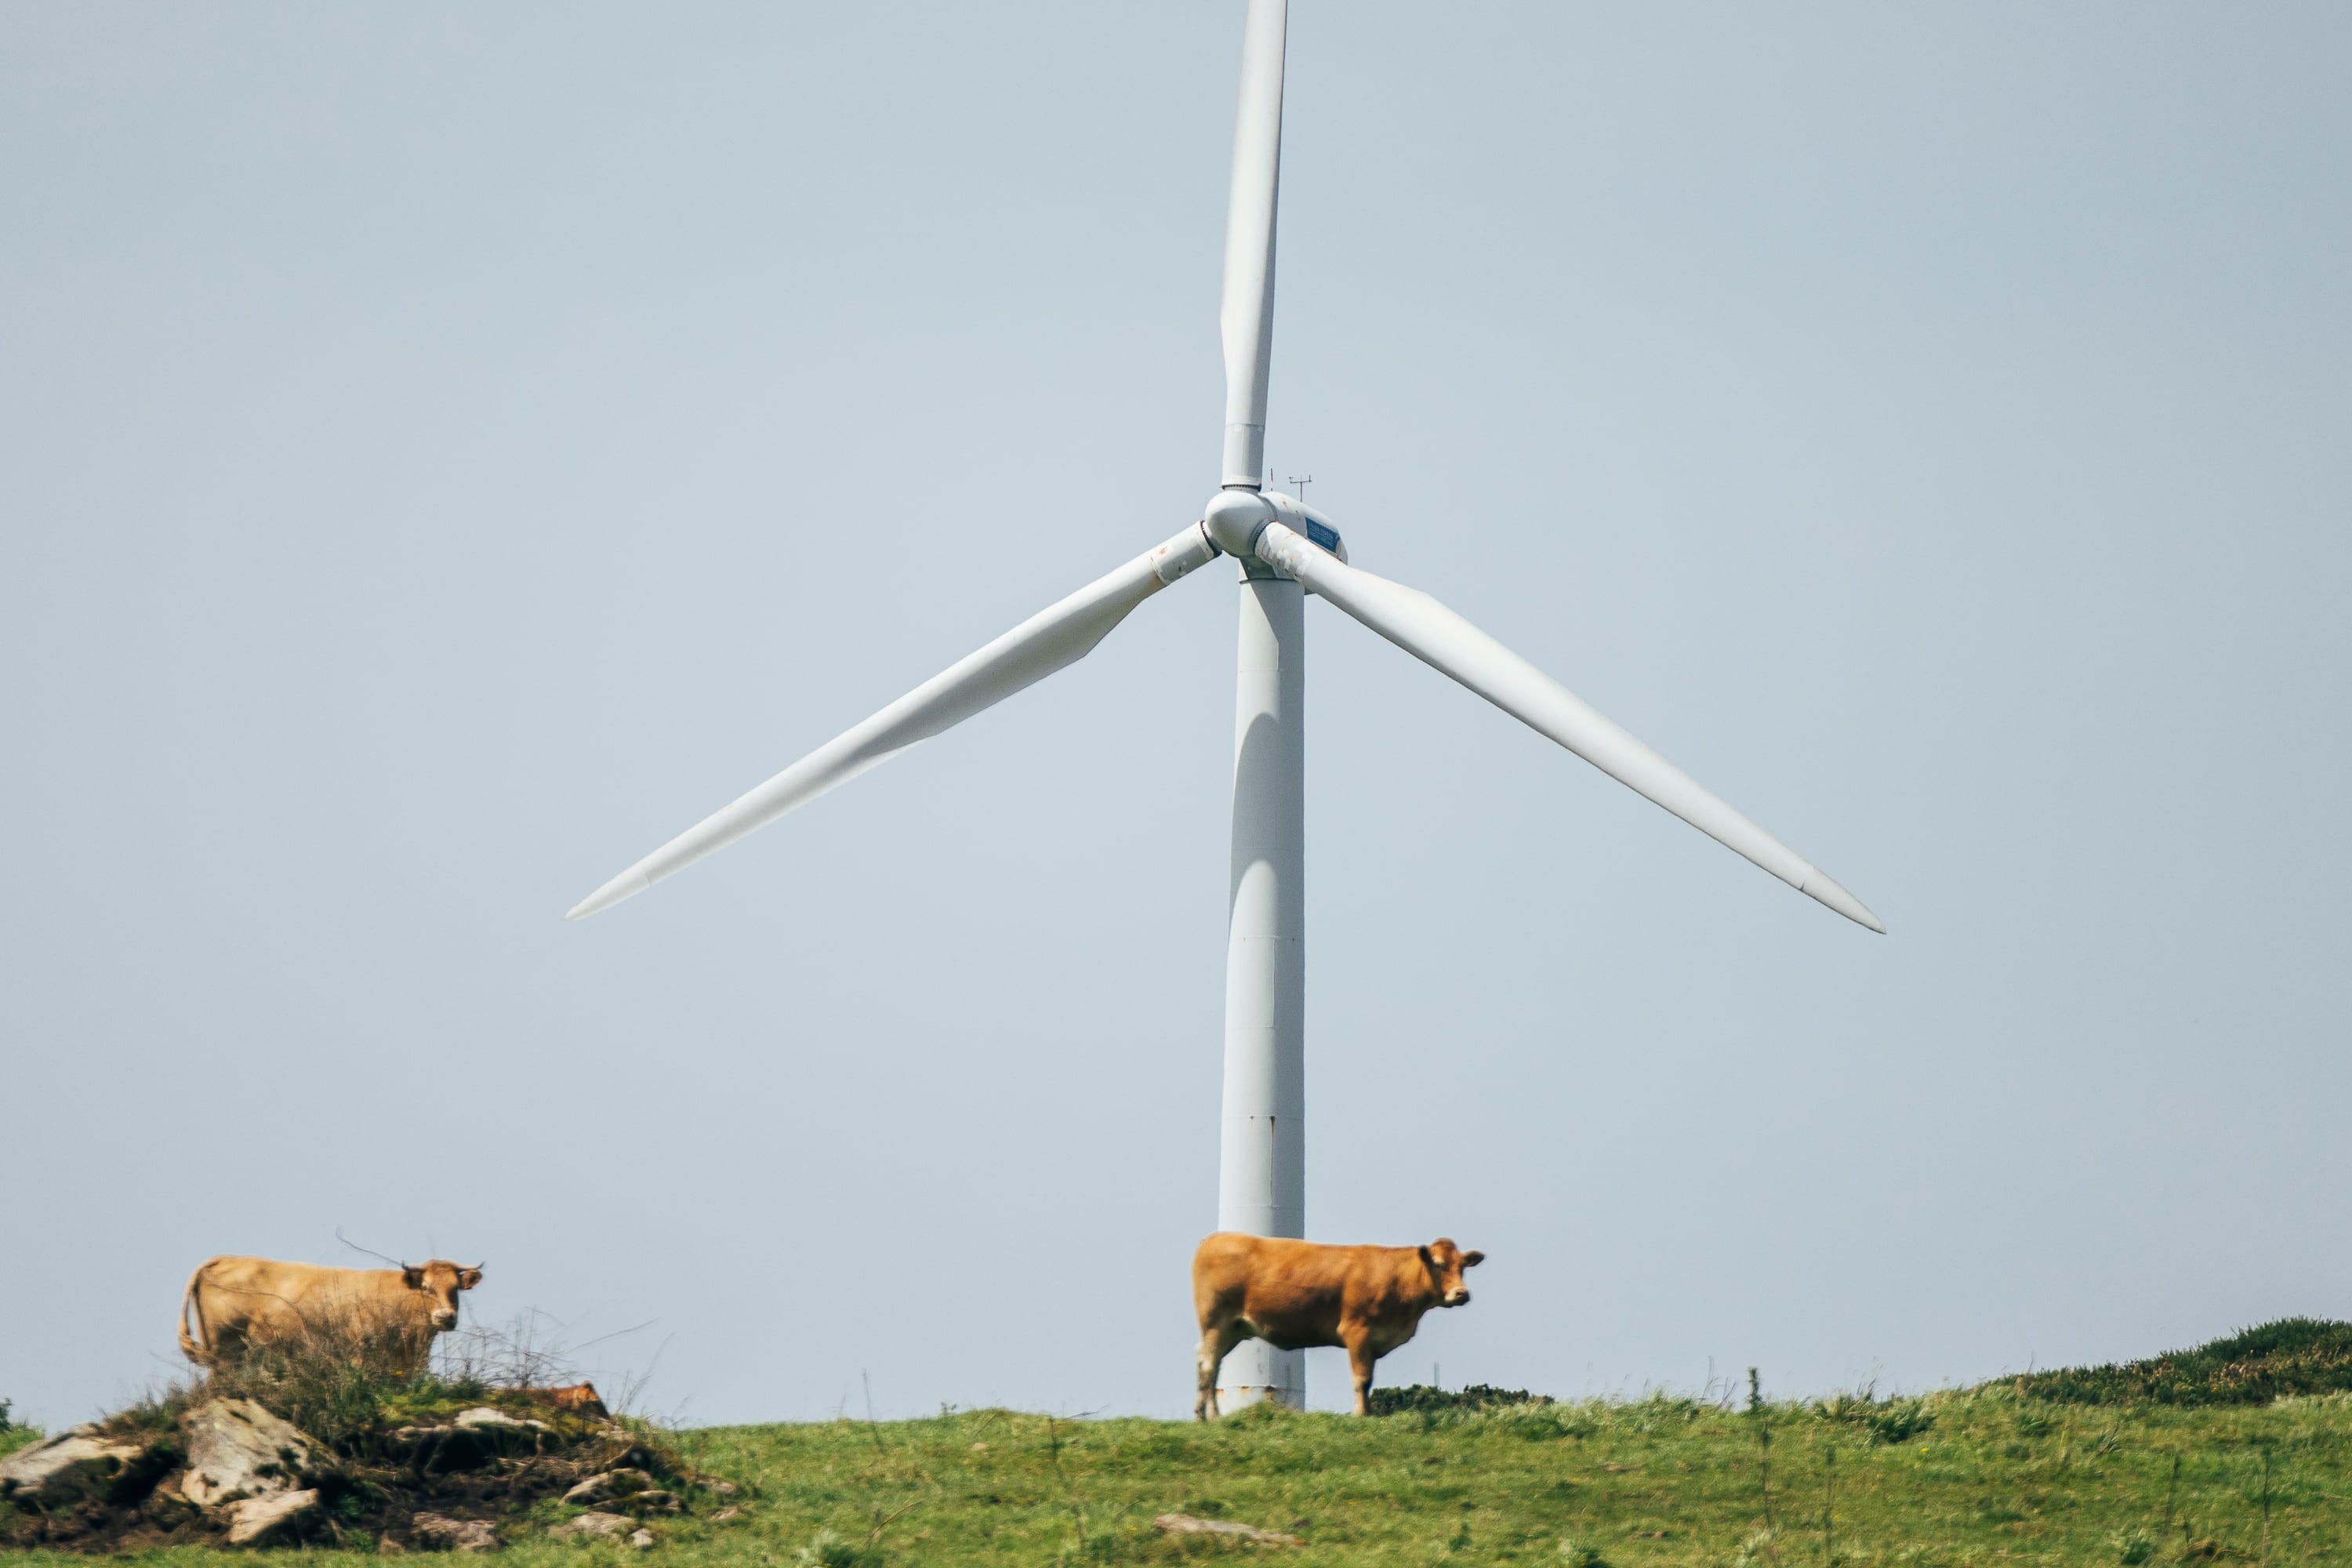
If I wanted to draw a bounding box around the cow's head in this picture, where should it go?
[399,1260,485,1332]
[1417,1239,1486,1308]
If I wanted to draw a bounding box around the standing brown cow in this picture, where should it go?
[178,1255,484,1371]
[1192,1232,1485,1419]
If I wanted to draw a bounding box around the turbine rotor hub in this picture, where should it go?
[1202,487,1275,558]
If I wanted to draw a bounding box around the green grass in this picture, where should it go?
[7,1384,2350,1566]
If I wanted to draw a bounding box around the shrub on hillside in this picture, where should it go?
[2015,1318,2352,1406]
[126,1306,631,1457]
[1814,1386,1935,1444]
[1368,1383,1550,1416]
[793,1528,874,1567]
[107,1308,499,1455]
[0,1399,38,1463]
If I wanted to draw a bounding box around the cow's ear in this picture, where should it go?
[458,1269,483,1290]
[401,1267,424,1289]
[1418,1245,1436,1272]
[1461,1250,1486,1269]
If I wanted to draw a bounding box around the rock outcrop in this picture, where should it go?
[1,1389,688,1553]
[550,1511,634,1540]
[411,1512,500,1552]
[0,1429,159,1505]
[225,1488,321,1547]
[180,1399,324,1507]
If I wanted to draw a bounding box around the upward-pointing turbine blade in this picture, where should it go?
[565,524,1221,920]
[1218,0,1287,488]
[1251,521,1886,933]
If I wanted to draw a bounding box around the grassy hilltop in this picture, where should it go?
[627,1388,2349,1566]
[7,1324,2352,1565]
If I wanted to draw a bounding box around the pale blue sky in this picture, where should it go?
[4,2,2347,1428]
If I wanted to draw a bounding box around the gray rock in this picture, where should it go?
[0,1431,155,1504]
[708,1507,746,1524]
[551,1511,633,1541]
[226,1487,321,1547]
[1154,1513,1301,1547]
[452,1408,549,1433]
[696,1478,740,1498]
[412,1513,501,1552]
[180,1399,323,1507]
[390,1425,456,1445]
[626,1528,655,1550]
[562,1468,652,1506]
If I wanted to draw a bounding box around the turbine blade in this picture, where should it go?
[1252,521,1886,933]
[566,524,1220,920]
[1218,0,1287,488]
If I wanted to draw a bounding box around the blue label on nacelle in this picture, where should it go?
[1305,518,1342,555]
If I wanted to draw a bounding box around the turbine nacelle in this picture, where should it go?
[1203,487,1348,566]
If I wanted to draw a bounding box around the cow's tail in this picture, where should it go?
[178,1262,213,1367]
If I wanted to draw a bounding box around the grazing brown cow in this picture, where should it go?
[1192,1232,1485,1420]
[178,1255,484,1370]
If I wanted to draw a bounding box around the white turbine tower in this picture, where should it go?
[567,0,1883,1413]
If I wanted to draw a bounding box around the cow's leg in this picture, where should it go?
[1194,1328,1225,1421]
[1195,1322,1249,1422]
[1345,1333,1378,1417]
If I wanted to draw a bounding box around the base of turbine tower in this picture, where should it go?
[1217,1341,1305,1413]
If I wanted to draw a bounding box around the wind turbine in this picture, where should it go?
[566,0,1883,1412]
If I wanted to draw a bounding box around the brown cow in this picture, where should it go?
[178,1255,484,1371]
[1192,1232,1485,1420]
